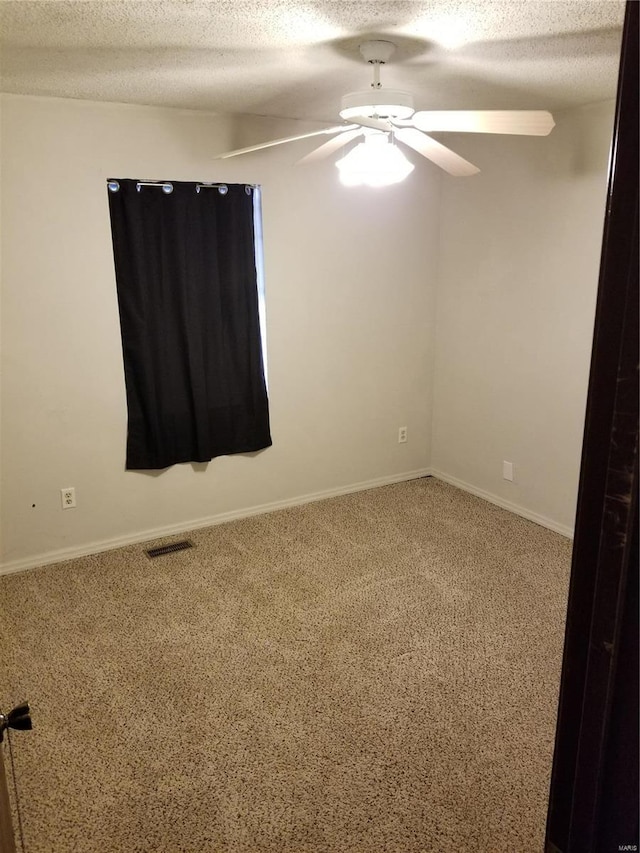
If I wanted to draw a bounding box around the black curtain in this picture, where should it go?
[107,180,271,470]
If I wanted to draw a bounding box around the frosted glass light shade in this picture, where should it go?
[335,133,414,187]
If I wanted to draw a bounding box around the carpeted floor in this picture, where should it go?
[0,477,572,853]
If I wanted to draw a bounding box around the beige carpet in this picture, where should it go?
[0,477,571,853]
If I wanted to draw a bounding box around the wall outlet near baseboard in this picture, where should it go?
[398,426,408,444]
[61,487,76,509]
[502,461,514,482]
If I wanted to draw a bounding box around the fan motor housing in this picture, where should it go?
[340,89,415,120]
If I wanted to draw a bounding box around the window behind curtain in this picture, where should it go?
[253,185,268,387]
[107,180,271,470]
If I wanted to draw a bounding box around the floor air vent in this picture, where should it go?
[146,540,193,558]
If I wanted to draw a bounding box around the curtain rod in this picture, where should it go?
[107,180,258,195]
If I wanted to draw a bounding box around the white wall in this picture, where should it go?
[0,94,439,571]
[0,95,615,570]
[431,101,615,534]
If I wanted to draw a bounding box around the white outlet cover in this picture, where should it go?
[502,461,514,482]
[61,487,76,508]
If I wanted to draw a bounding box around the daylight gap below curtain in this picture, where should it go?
[107,180,271,470]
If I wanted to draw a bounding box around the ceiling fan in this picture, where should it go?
[217,40,555,183]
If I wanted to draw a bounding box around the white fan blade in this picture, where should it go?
[395,127,480,177]
[297,129,363,165]
[412,110,555,136]
[216,124,358,159]
[350,116,394,132]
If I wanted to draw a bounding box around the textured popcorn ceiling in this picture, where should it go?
[0,1,625,121]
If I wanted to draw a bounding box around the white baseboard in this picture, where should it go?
[0,468,432,577]
[429,469,574,539]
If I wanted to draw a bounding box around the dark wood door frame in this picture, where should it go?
[545,2,639,850]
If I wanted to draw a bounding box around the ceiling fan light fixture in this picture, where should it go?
[335,133,414,187]
[340,89,415,121]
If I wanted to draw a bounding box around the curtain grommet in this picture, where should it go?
[108,180,120,193]
[218,185,228,195]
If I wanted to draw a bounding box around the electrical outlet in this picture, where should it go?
[398,426,408,444]
[61,487,76,509]
[502,461,514,482]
